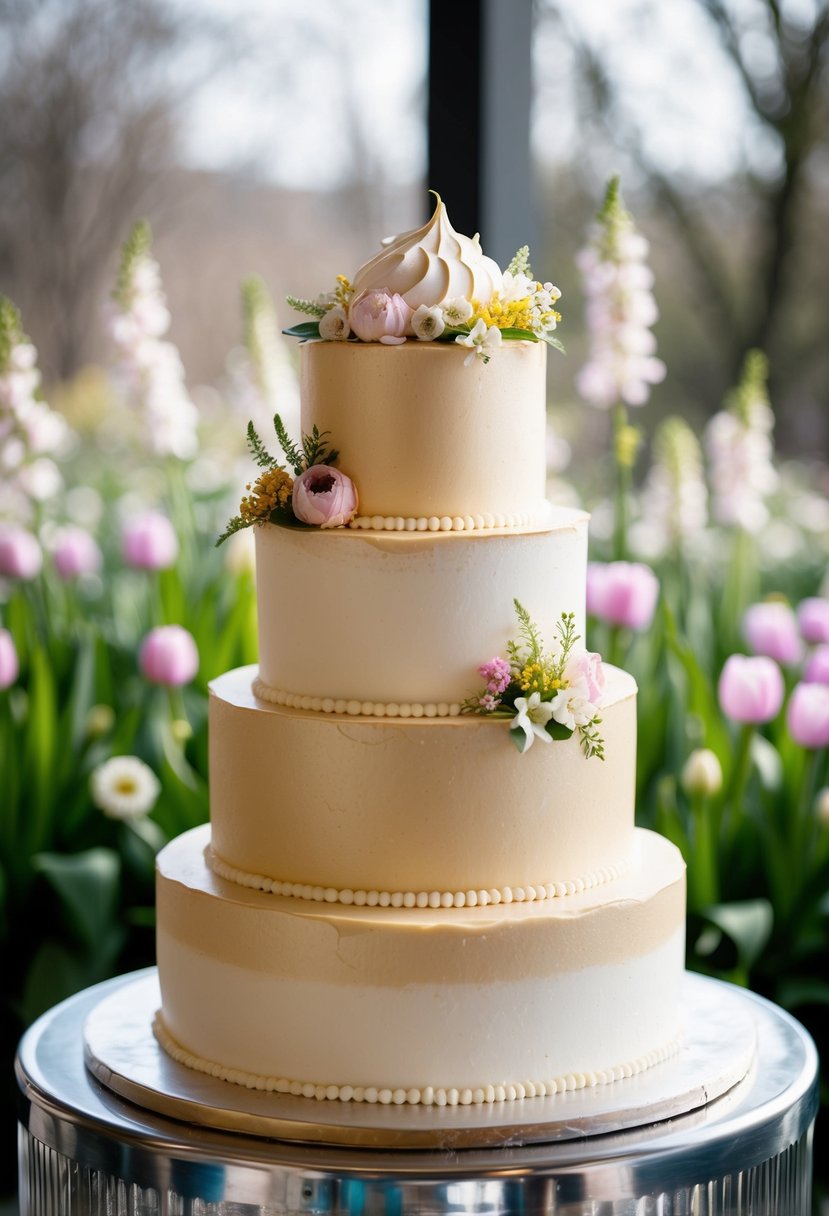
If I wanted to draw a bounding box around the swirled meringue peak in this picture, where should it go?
[350,196,504,312]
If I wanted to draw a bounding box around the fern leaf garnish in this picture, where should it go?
[215,515,247,547]
[286,294,326,318]
[246,422,274,468]
[273,413,305,474]
[303,424,339,468]
[513,598,543,662]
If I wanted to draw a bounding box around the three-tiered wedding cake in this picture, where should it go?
[153,199,686,1107]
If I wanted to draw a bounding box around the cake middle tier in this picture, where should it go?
[209,664,637,898]
[254,508,588,707]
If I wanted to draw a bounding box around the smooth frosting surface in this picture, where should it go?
[300,340,548,521]
[156,826,685,1096]
[254,512,588,705]
[210,665,637,895]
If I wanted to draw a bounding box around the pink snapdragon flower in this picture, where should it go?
[478,656,511,695]
[804,645,829,685]
[0,628,18,689]
[348,289,412,344]
[586,560,659,631]
[742,601,803,666]
[797,597,829,646]
[52,527,102,581]
[122,511,178,571]
[139,625,199,687]
[292,465,358,529]
[718,654,784,725]
[787,682,829,749]
[0,524,42,580]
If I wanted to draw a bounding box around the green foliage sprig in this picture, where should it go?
[506,245,532,277]
[286,295,326,318]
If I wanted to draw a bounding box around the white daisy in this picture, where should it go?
[91,756,161,820]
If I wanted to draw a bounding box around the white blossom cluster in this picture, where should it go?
[575,181,665,409]
[108,223,199,461]
[637,416,708,556]
[0,302,70,522]
[704,353,777,534]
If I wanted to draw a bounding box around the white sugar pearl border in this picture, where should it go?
[206,846,628,908]
[347,504,554,534]
[252,676,463,719]
[153,1012,682,1105]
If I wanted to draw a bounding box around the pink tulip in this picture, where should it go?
[0,525,42,580]
[718,654,784,724]
[797,597,829,646]
[787,682,829,749]
[742,601,803,665]
[0,628,18,690]
[138,625,198,687]
[804,645,829,685]
[292,465,358,529]
[122,511,179,571]
[348,289,412,344]
[52,527,102,581]
[586,560,659,631]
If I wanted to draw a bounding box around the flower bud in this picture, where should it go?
[804,645,829,685]
[718,654,784,725]
[0,628,19,690]
[586,560,659,632]
[52,527,102,581]
[139,625,199,687]
[786,681,829,750]
[348,289,412,344]
[85,703,115,738]
[681,748,723,797]
[742,601,802,666]
[797,597,829,646]
[122,511,178,571]
[816,788,829,829]
[0,525,42,580]
[292,465,358,529]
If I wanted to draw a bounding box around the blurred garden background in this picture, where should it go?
[1,0,829,1209]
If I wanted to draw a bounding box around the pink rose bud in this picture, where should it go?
[797,597,829,645]
[786,681,829,749]
[122,511,179,571]
[742,601,803,666]
[0,628,19,690]
[348,289,412,344]
[52,527,102,581]
[718,654,785,725]
[0,525,42,580]
[292,465,358,529]
[138,624,199,687]
[804,645,829,685]
[588,560,659,631]
[565,650,606,703]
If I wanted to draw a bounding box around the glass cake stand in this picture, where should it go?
[15,967,818,1215]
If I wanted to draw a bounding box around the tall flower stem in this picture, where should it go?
[612,404,631,563]
[689,791,719,908]
[724,724,755,846]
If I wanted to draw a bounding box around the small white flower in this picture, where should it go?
[550,679,598,731]
[319,304,351,341]
[411,304,445,341]
[442,297,473,326]
[91,755,161,820]
[512,691,555,753]
[457,319,503,366]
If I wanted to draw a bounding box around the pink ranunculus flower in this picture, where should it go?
[0,525,42,580]
[787,681,829,749]
[348,289,412,344]
[565,650,606,704]
[742,601,803,666]
[138,625,199,687]
[52,527,102,581]
[797,597,829,646]
[588,560,659,631]
[0,628,19,690]
[718,654,785,725]
[292,465,358,529]
[122,511,179,571]
[804,645,829,685]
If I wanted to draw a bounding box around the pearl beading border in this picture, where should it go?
[206,846,628,908]
[252,675,463,719]
[348,505,554,533]
[153,1012,682,1105]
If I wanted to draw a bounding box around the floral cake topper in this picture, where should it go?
[464,601,606,758]
[283,194,564,365]
[216,414,357,545]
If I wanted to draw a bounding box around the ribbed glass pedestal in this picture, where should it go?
[16,970,818,1215]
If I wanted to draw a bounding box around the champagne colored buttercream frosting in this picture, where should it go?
[350,197,503,310]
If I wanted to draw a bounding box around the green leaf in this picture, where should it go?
[545,719,573,742]
[23,643,57,854]
[282,321,322,340]
[120,816,166,882]
[246,420,275,468]
[699,899,773,974]
[273,414,305,474]
[544,335,566,354]
[32,848,121,951]
[499,327,539,342]
[751,734,783,793]
[510,725,529,753]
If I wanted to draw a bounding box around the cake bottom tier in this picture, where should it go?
[156,825,686,1104]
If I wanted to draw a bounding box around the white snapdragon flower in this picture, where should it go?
[638,416,708,557]
[704,352,777,535]
[549,678,598,732]
[457,318,503,365]
[90,755,161,820]
[442,297,473,327]
[412,304,445,341]
[511,692,555,752]
[319,304,351,341]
